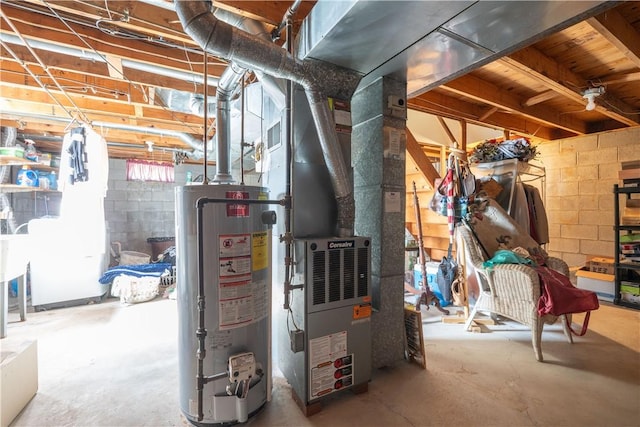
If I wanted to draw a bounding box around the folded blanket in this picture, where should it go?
[99,263,172,284]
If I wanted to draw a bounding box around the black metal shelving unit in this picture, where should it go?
[613,184,640,310]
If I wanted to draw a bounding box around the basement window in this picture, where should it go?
[126,159,175,183]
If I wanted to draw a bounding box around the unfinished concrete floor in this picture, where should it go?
[3,295,639,427]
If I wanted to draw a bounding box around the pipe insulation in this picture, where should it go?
[175,0,361,236]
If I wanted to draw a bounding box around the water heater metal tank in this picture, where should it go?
[175,184,272,425]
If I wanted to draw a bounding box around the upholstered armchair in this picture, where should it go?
[456,199,573,362]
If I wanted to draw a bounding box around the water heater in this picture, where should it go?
[175,184,273,425]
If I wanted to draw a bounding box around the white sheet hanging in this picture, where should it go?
[58,125,109,255]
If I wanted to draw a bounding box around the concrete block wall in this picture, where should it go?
[10,191,61,230]
[538,126,640,267]
[105,159,211,257]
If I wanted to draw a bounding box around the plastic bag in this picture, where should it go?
[482,249,535,269]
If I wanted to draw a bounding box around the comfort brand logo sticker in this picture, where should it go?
[328,240,354,249]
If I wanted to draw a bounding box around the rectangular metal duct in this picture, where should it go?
[296,0,612,96]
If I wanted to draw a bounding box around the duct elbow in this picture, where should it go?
[189,94,216,117]
[175,0,233,59]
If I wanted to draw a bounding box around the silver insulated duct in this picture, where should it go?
[175,0,361,237]
[210,8,286,183]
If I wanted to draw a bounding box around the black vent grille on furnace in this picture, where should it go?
[343,248,355,300]
[358,247,369,297]
[312,251,326,305]
[328,250,341,302]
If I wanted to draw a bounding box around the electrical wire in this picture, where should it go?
[0,11,89,124]
[41,0,147,103]
[96,19,148,40]
[103,0,113,20]
[601,99,640,115]
[37,0,210,136]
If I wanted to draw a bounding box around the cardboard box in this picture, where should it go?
[618,168,640,181]
[1,340,38,427]
[588,257,615,275]
[576,267,615,302]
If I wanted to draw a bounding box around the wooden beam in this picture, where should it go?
[600,71,640,86]
[1,47,215,95]
[9,0,196,46]
[215,1,316,27]
[437,116,456,147]
[503,46,639,126]
[441,74,588,134]
[522,90,557,107]
[459,119,467,154]
[406,129,440,187]
[408,92,559,141]
[588,9,640,68]
[0,84,205,131]
[0,6,221,75]
[478,106,499,122]
[600,72,640,85]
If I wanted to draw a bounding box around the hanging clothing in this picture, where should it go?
[59,125,109,255]
[66,127,88,184]
[511,182,530,234]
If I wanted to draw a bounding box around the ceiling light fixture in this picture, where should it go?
[582,87,605,111]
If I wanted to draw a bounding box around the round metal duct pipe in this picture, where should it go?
[175,0,360,236]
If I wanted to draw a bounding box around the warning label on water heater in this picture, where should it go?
[226,191,249,217]
[217,233,268,330]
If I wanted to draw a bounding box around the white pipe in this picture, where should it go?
[0,32,219,87]
[2,111,208,157]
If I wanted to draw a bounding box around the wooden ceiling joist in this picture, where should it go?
[405,129,440,188]
[502,46,639,127]
[522,90,557,107]
[588,9,640,69]
[436,116,457,147]
[408,92,560,141]
[0,5,222,78]
[441,74,588,135]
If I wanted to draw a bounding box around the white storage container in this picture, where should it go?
[576,267,615,302]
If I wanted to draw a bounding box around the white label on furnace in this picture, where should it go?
[309,331,347,368]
